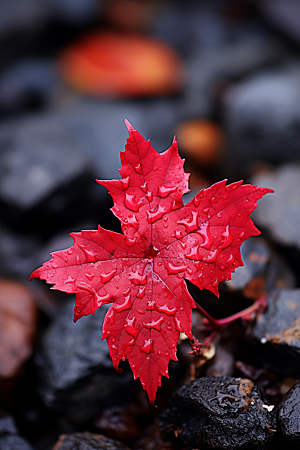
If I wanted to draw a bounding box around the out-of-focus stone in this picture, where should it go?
[251,165,300,251]
[0,279,38,405]
[53,432,131,450]
[0,434,36,450]
[250,289,300,378]
[223,69,300,176]
[59,31,184,98]
[205,345,235,378]
[227,237,295,299]
[102,0,160,31]
[35,299,139,423]
[0,59,59,116]
[133,420,174,450]
[176,120,224,168]
[159,376,277,449]
[260,0,300,44]
[94,405,140,444]
[278,381,300,448]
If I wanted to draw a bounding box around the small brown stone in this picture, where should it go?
[0,278,37,402]
[176,119,225,168]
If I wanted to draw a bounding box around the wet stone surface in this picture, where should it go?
[159,376,276,450]
[52,432,131,450]
[223,68,300,177]
[35,299,139,423]
[227,237,295,297]
[251,164,300,252]
[250,289,300,378]
[278,381,300,448]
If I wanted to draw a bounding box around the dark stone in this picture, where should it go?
[53,432,131,450]
[227,237,295,294]
[0,434,35,450]
[159,376,277,450]
[0,59,59,116]
[0,415,18,435]
[0,0,49,39]
[278,381,300,448]
[251,165,300,251]
[223,69,300,176]
[260,0,300,44]
[250,288,300,378]
[35,299,139,422]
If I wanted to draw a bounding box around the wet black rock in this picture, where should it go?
[0,59,59,116]
[35,299,139,423]
[227,237,295,294]
[0,435,36,450]
[223,69,300,176]
[250,288,300,378]
[0,415,35,450]
[278,381,300,448]
[251,165,300,251]
[0,415,18,435]
[159,376,277,450]
[260,0,300,44]
[53,432,131,450]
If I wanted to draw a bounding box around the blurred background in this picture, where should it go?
[1,0,300,449]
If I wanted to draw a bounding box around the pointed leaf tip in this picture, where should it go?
[124,119,134,132]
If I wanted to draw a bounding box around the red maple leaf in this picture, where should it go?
[30,121,273,404]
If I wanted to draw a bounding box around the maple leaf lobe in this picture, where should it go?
[30,121,273,405]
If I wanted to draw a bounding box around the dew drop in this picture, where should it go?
[173,230,182,239]
[203,207,209,214]
[146,205,168,223]
[146,300,157,311]
[77,244,97,262]
[211,196,217,203]
[239,231,245,239]
[111,344,117,349]
[124,317,140,338]
[137,286,146,298]
[121,176,130,189]
[157,261,162,266]
[163,216,168,222]
[177,211,198,233]
[203,248,220,263]
[158,185,177,198]
[175,317,184,332]
[226,254,234,264]
[67,249,73,255]
[193,196,200,207]
[135,164,142,174]
[146,191,153,202]
[141,339,154,354]
[86,273,95,281]
[220,265,225,271]
[219,225,233,250]
[94,291,112,307]
[115,295,131,312]
[125,194,143,212]
[140,182,148,192]
[163,223,168,228]
[143,317,164,331]
[129,272,147,286]
[198,223,214,249]
[100,269,117,283]
[122,356,125,361]
[126,237,137,247]
[167,326,172,330]
[180,242,186,249]
[212,278,218,287]
[158,304,176,315]
[138,309,145,315]
[64,275,76,284]
[166,262,187,275]
[52,262,58,268]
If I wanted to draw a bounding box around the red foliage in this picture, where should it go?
[30,121,272,404]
